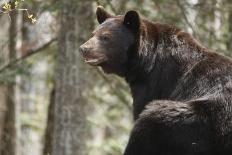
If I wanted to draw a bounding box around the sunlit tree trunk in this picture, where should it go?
[52,0,94,155]
[19,9,37,155]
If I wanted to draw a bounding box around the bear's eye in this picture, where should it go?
[99,35,110,41]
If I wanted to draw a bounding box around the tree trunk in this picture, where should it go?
[0,14,10,155]
[43,88,55,155]
[0,86,7,154]
[2,11,20,155]
[52,0,94,155]
[227,0,232,52]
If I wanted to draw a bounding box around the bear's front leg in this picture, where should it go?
[123,100,214,155]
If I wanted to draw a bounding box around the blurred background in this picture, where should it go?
[0,0,231,155]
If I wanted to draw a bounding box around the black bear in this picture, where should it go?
[79,6,232,155]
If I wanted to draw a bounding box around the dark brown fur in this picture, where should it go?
[80,7,232,155]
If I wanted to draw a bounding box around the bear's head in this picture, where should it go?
[79,6,141,76]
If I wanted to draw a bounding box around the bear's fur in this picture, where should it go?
[79,6,232,155]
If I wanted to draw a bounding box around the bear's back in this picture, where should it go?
[170,50,232,102]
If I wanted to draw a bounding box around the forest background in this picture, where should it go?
[0,0,232,155]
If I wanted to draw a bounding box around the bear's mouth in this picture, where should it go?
[84,57,106,65]
[82,53,107,66]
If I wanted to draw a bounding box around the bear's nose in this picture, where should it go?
[79,45,88,54]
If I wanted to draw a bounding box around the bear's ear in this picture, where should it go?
[96,6,112,24]
[123,10,140,33]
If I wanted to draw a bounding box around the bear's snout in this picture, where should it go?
[79,45,89,54]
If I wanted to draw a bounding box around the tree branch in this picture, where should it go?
[0,38,57,74]
[105,0,117,13]
[175,0,196,35]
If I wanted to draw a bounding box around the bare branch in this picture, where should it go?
[0,38,57,74]
[105,0,117,13]
[175,0,196,35]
